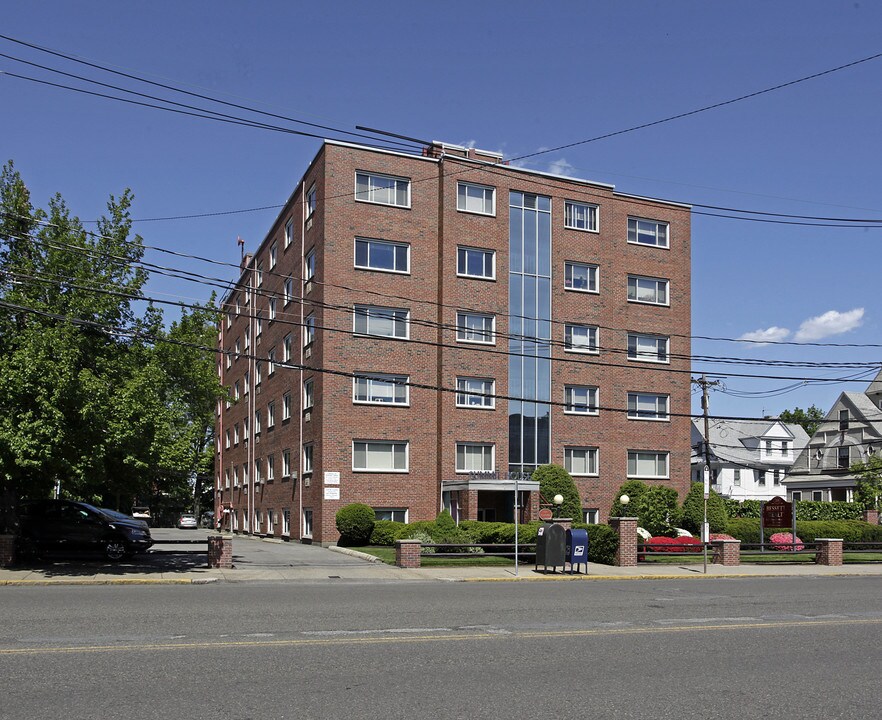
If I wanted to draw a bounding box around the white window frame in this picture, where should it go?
[457,182,496,216]
[283,333,292,362]
[303,509,313,538]
[353,374,410,406]
[284,277,293,305]
[353,305,410,339]
[564,385,599,415]
[564,261,598,293]
[302,379,313,410]
[456,246,496,280]
[233,466,239,488]
[224,468,230,489]
[627,275,669,306]
[269,242,277,270]
[565,324,599,354]
[304,249,316,283]
[456,377,495,409]
[374,508,408,523]
[304,315,315,346]
[627,451,670,479]
[352,440,409,473]
[282,450,291,478]
[627,333,670,364]
[267,349,275,376]
[268,297,277,321]
[564,447,599,477]
[355,171,411,208]
[254,408,262,435]
[306,183,317,218]
[455,442,495,473]
[267,401,275,430]
[266,455,275,482]
[627,392,670,421]
[456,312,495,345]
[564,200,599,232]
[354,237,410,274]
[282,508,291,536]
[284,218,294,248]
[302,443,313,475]
[628,217,669,248]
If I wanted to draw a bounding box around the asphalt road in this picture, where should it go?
[2,576,881,719]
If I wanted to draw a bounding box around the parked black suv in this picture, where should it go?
[17,499,154,561]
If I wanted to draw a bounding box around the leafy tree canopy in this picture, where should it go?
[779,405,825,437]
[533,464,582,521]
[852,456,882,511]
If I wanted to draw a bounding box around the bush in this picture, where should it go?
[724,518,882,544]
[610,480,649,518]
[770,532,804,551]
[407,530,435,554]
[533,464,582,521]
[335,503,375,546]
[681,482,728,534]
[638,486,683,536]
[795,501,862,521]
[580,523,618,565]
[369,520,407,546]
[724,499,762,519]
[643,536,702,553]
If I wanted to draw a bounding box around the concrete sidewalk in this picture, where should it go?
[3,534,882,585]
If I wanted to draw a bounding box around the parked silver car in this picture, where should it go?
[176,513,198,529]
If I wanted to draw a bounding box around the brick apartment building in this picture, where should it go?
[215,139,692,544]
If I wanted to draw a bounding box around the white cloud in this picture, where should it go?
[547,158,575,176]
[459,139,478,149]
[794,308,865,342]
[738,326,791,344]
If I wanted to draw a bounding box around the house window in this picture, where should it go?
[255,363,262,387]
[254,409,262,435]
[269,243,277,270]
[355,171,410,207]
[303,250,316,285]
[235,380,241,400]
[355,238,410,274]
[456,377,495,409]
[254,459,262,485]
[781,441,789,455]
[839,410,849,431]
[255,313,263,337]
[757,470,766,486]
[457,246,495,279]
[266,455,275,481]
[354,305,409,339]
[225,349,232,369]
[268,297,276,321]
[627,393,669,420]
[255,262,264,287]
[303,509,313,538]
[733,469,741,486]
[306,183,316,218]
[565,324,598,353]
[375,508,408,523]
[627,333,669,363]
[283,333,292,361]
[457,182,495,215]
[353,440,409,472]
[233,423,240,445]
[282,450,291,478]
[303,444,313,475]
[304,315,315,346]
[303,379,313,410]
[267,349,275,376]
[564,201,598,232]
[791,490,802,501]
[282,508,291,535]
[564,385,598,415]
[225,429,231,449]
[456,443,494,472]
[773,469,781,485]
[284,218,294,248]
[242,463,248,486]
[583,508,599,525]
[244,328,250,350]
[226,311,232,329]
[812,490,823,501]
[627,451,669,479]
[627,275,669,305]
[267,401,275,430]
[456,312,495,344]
[282,392,292,421]
[353,374,409,405]
[565,447,599,476]
[564,262,598,293]
[628,217,669,247]
[235,338,241,359]
[284,278,293,305]
[838,446,850,469]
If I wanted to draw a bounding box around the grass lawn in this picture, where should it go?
[350,546,524,566]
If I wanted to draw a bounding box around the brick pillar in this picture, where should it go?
[208,535,233,568]
[711,539,741,566]
[815,538,843,566]
[551,518,572,532]
[0,535,15,567]
[863,509,879,525]
[528,491,540,522]
[609,517,638,567]
[395,539,421,568]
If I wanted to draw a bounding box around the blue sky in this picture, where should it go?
[2,1,880,421]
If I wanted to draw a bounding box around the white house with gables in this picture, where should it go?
[691,418,810,501]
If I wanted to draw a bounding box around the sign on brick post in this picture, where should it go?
[609,517,638,567]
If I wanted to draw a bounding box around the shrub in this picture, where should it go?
[681,482,729,534]
[610,480,649,518]
[533,464,582,520]
[644,536,702,553]
[335,503,375,546]
[369,520,407,546]
[770,532,804,551]
[581,524,618,565]
[407,530,435,554]
[724,499,762,519]
[724,518,882,545]
[638,486,683,536]
[795,501,862,521]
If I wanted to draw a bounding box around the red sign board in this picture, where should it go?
[762,496,793,528]
[538,508,553,521]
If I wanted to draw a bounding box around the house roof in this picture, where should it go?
[691,418,810,468]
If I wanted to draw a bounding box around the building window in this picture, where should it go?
[456,312,495,344]
[267,349,276,376]
[355,171,410,207]
[355,237,409,274]
[304,315,315,346]
[565,324,598,353]
[564,385,598,415]
[564,201,598,232]
[254,409,262,435]
[375,508,408,523]
[733,469,741,486]
[306,183,316,218]
[627,451,669,479]
[233,423,240,445]
[791,490,802,501]
[304,249,316,285]
[457,182,495,215]
[281,392,291,421]
[254,459,262,485]
[285,218,294,248]
[627,393,669,421]
[353,374,409,405]
[457,246,495,279]
[565,447,598,476]
[255,313,263,337]
[224,469,230,489]
[268,297,277,321]
[303,509,313,538]
[284,277,293,305]
[267,455,275,481]
[353,440,408,472]
[838,445,850,469]
[628,217,669,247]
[283,333,292,361]
[235,338,241,360]
[242,463,248,486]
[354,305,409,339]
[303,444,313,475]
[255,262,264,288]
[242,417,248,441]
[839,409,849,431]
[627,275,669,305]
[225,429,231,449]
[456,377,495,409]
[282,450,291,478]
[225,349,232,369]
[254,362,262,386]
[583,508,599,524]
[757,470,767,486]
[564,262,598,293]
[773,469,781,485]
[627,333,669,363]
[282,508,291,535]
[233,466,239,487]
[226,311,232,329]
[812,490,823,501]
[303,379,313,410]
[244,328,250,350]
[267,401,275,430]
[269,243,277,270]
[456,443,494,473]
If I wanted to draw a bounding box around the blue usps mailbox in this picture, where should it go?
[565,528,589,574]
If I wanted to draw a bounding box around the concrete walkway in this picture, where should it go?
[3,532,882,585]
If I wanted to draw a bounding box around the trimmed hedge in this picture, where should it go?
[726,518,882,544]
[335,503,375,546]
[369,520,408,546]
[724,499,864,521]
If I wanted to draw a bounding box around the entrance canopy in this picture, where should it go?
[442,475,540,493]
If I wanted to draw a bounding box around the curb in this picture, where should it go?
[0,577,212,586]
[327,546,385,564]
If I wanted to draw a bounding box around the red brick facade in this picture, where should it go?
[215,141,692,545]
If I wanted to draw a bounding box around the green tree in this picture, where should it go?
[609,479,649,518]
[681,482,729,534]
[610,480,681,536]
[779,405,825,437]
[533,464,582,520]
[852,456,882,511]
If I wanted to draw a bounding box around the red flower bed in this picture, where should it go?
[710,533,736,541]
[770,532,804,551]
[644,536,702,553]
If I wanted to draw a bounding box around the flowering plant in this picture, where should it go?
[644,536,702,553]
[769,532,804,551]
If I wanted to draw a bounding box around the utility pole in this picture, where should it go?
[693,374,721,574]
